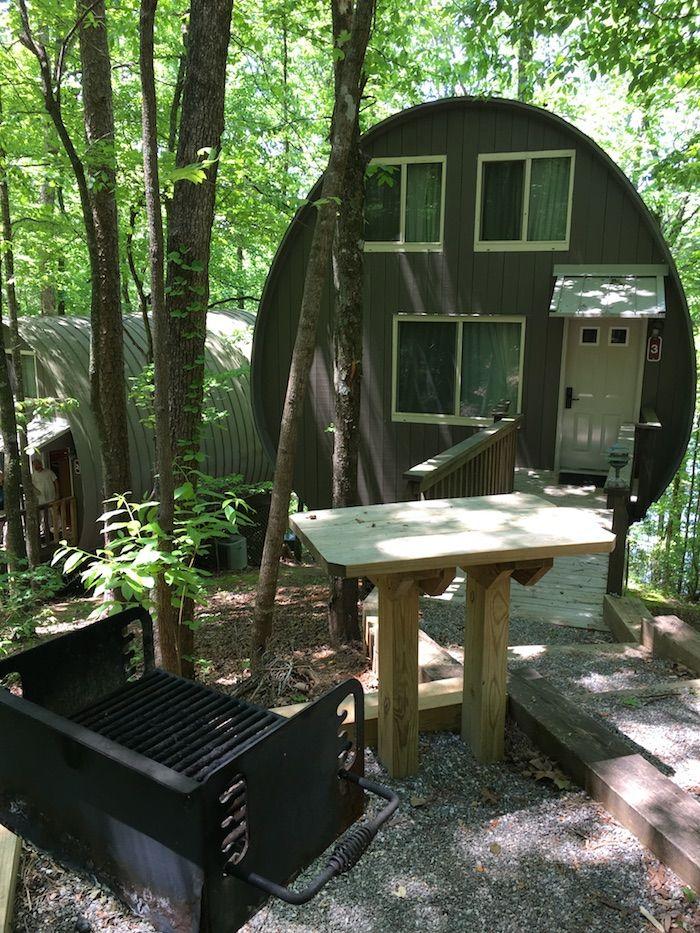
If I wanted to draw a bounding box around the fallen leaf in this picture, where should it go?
[682,886,697,903]
[480,786,499,804]
[475,863,487,873]
[489,842,502,856]
[393,884,407,898]
[409,795,430,808]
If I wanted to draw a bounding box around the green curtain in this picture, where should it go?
[480,160,524,241]
[527,157,571,241]
[459,321,521,418]
[397,320,456,415]
[364,163,401,242]
[405,162,442,243]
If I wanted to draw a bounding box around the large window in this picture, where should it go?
[475,150,575,252]
[365,156,446,251]
[5,350,38,398]
[392,315,525,425]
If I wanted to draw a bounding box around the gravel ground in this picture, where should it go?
[420,598,615,648]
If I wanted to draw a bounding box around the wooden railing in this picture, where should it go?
[404,415,522,500]
[604,408,661,595]
[14,496,78,549]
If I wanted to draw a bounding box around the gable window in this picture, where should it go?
[365,156,446,251]
[392,314,525,426]
[475,150,575,252]
[5,350,38,398]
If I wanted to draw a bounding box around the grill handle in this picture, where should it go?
[234,771,399,905]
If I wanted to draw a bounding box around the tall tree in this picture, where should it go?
[252,0,375,660]
[0,272,25,568]
[0,106,40,567]
[18,0,131,503]
[328,1,367,643]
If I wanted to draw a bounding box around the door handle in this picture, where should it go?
[565,386,580,409]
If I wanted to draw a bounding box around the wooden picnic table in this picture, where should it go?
[290,492,616,778]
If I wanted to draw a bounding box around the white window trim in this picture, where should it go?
[364,155,447,253]
[474,149,576,253]
[579,326,600,346]
[608,326,630,347]
[391,313,526,427]
[4,348,39,398]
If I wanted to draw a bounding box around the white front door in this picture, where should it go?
[558,320,643,472]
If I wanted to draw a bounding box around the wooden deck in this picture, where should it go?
[426,468,612,630]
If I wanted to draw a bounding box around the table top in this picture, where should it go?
[289,492,616,578]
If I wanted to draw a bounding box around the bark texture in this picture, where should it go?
[0,272,25,567]
[252,0,375,660]
[164,0,233,674]
[0,129,40,567]
[328,120,366,643]
[78,0,131,498]
[139,0,167,672]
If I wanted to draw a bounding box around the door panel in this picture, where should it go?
[559,321,642,472]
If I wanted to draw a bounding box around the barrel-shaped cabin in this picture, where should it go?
[251,97,694,523]
[2,310,273,548]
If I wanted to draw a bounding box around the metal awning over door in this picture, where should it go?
[549,264,667,317]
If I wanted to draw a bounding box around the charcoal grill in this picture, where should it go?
[0,608,398,932]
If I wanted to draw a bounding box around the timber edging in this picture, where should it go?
[0,826,21,933]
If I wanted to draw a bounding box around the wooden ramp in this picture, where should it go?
[425,468,612,631]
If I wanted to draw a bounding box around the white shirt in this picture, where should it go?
[32,468,57,504]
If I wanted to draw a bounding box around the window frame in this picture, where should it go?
[4,348,39,399]
[579,326,600,347]
[364,155,447,253]
[391,313,526,427]
[474,149,576,253]
[608,326,630,347]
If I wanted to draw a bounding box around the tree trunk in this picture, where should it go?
[0,126,40,567]
[126,203,153,361]
[165,0,234,675]
[252,0,375,661]
[39,136,58,315]
[516,5,535,103]
[328,120,365,644]
[0,270,25,568]
[140,0,173,672]
[77,0,131,499]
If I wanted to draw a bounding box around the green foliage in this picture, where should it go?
[52,473,267,619]
[0,557,64,656]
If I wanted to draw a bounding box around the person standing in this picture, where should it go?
[31,458,58,540]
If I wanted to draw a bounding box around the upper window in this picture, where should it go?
[475,150,575,252]
[392,315,525,426]
[5,350,38,399]
[365,156,446,252]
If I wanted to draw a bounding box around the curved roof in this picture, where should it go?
[18,308,272,548]
[251,95,695,504]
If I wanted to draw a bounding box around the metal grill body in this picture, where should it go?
[0,609,366,932]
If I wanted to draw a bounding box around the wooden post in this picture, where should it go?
[374,574,420,778]
[0,827,21,933]
[462,564,512,762]
[606,487,629,596]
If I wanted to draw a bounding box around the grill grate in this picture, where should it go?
[72,670,281,782]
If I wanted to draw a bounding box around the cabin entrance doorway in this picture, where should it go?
[557,319,645,474]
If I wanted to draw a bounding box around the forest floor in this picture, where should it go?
[7,562,700,932]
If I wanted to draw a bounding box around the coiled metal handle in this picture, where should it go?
[233,770,399,905]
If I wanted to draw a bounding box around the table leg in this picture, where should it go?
[461,565,512,763]
[375,575,420,778]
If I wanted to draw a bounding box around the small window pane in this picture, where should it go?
[397,320,456,415]
[581,327,599,345]
[609,327,629,346]
[365,164,401,242]
[459,322,522,419]
[527,157,571,242]
[405,162,442,243]
[480,160,524,241]
[22,355,38,398]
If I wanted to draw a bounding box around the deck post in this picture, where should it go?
[374,574,420,778]
[462,564,513,762]
[606,487,629,596]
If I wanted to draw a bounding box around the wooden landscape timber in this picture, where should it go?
[642,614,700,675]
[603,594,652,643]
[0,827,21,933]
